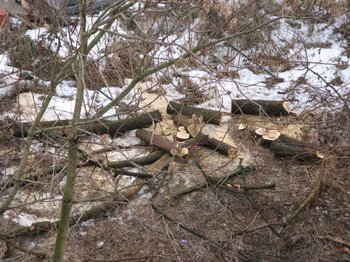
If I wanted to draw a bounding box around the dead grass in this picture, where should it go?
[101,40,155,87]
[283,0,349,16]
[2,111,348,261]
[8,35,53,79]
[1,1,350,261]
[175,75,215,105]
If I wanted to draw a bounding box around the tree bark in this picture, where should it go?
[53,4,88,260]
[136,129,188,156]
[261,134,323,162]
[167,101,223,125]
[11,110,162,137]
[108,150,165,168]
[146,153,171,176]
[195,133,238,159]
[231,99,294,116]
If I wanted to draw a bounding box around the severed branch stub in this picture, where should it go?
[232,99,295,116]
[167,101,223,125]
[255,128,324,163]
[136,129,188,157]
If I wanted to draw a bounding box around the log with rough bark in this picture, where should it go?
[167,101,222,125]
[259,133,324,162]
[195,133,238,159]
[231,99,295,116]
[136,129,188,157]
[108,150,165,168]
[11,110,162,137]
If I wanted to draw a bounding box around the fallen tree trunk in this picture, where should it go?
[260,134,324,162]
[136,129,188,157]
[11,110,163,137]
[115,153,171,178]
[108,150,165,168]
[195,133,238,159]
[167,101,222,125]
[231,99,294,116]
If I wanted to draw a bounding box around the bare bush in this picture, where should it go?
[0,1,349,261]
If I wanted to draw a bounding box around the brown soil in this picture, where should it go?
[2,114,349,262]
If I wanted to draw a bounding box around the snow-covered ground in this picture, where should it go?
[0,4,349,227]
[1,13,348,121]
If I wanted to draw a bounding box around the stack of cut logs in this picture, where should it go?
[10,99,325,165]
[232,99,324,162]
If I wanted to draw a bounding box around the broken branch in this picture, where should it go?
[260,134,324,163]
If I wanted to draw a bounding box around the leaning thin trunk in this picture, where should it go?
[52,1,87,260]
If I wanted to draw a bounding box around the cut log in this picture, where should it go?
[229,182,276,190]
[173,115,237,158]
[176,126,190,141]
[238,123,247,130]
[260,134,324,163]
[255,128,280,140]
[146,153,171,176]
[108,150,165,169]
[231,99,295,116]
[11,110,162,137]
[173,114,201,137]
[89,110,162,136]
[136,129,188,157]
[167,101,222,125]
[195,133,238,159]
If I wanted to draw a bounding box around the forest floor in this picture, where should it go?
[0,2,350,261]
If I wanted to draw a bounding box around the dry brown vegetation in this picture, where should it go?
[0,0,349,261]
